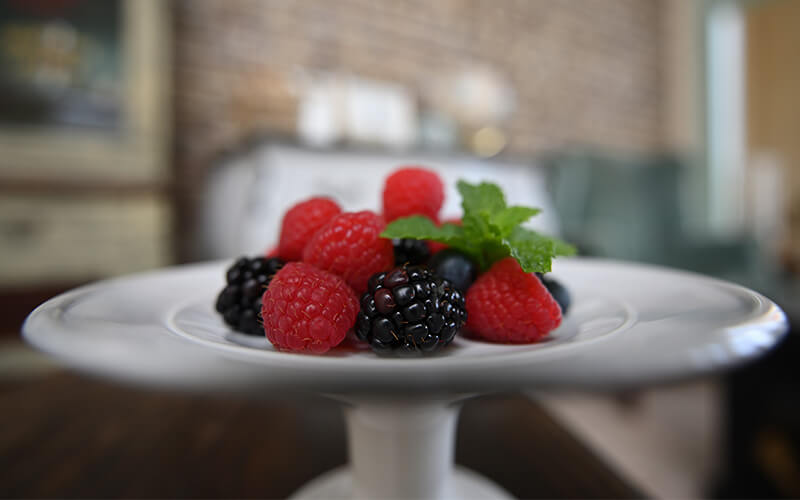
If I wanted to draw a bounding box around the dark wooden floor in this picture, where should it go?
[0,371,641,499]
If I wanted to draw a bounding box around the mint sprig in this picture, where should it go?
[380,180,576,273]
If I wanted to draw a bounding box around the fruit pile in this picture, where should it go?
[215,167,574,355]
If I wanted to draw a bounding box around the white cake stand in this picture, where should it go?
[23,258,788,499]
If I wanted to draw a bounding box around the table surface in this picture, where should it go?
[0,369,640,499]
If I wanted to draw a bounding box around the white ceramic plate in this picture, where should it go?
[23,258,788,394]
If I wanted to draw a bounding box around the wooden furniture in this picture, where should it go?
[0,370,640,499]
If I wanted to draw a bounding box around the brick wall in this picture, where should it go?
[173,0,664,170]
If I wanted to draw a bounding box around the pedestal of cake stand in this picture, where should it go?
[290,395,512,500]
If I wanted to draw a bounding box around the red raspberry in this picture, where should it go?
[302,211,394,293]
[382,167,444,223]
[278,197,341,261]
[261,262,358,354]
[264,245,279,258]
[466,258,562,343]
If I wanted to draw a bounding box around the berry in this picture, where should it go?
[215,256,285,335]
[382,167,444,223]
[429,249,478,292]
[302,211,394,293]
[427,240,448,255]
[260,262,359,353]
[466,258,561,343]
[356,265,467,355]
[539,274,571,315]
[393,238,431,265]
[278,197,341,261]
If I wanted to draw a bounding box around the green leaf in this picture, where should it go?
[456,181,509,255]
[489,206,540,238]
[381,216,479,261]
[381,215,442,240]
[381,179,576,274]
[460,212,490,243]
[502,227,576,273]
[503,228,556,273]
[456,180,507,217]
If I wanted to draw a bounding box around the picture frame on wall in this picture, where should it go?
[0,0,170,184]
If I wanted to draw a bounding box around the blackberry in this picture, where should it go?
[393,238,431,266]
[536,273,571,315]
[215,256,284,335]
[355,265,467,355]
[428,249,478,292]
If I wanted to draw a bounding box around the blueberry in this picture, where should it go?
[428,249,478,292]
[540,275,571,315]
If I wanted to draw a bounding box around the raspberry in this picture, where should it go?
[355,265,467,355]
[382,167,444,223]
[466,258,561,343]
[261,262,359,353]
[278,197,341,261]
[427,240,448,255]
[215,256,285,335]
[302,211,394,293]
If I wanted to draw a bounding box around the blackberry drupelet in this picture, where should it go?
[215,256,284,335]
[355,265,467,355]
[392,238,431,266]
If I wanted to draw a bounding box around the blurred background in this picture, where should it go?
[0,0,798,498]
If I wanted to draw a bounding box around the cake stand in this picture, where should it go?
[23,258,788,499]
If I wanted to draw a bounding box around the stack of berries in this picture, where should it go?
[215,167,574,355]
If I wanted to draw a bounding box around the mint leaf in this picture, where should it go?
[457,180,509,249]
[502,227,576,273]
[489,206,540,238]
[456,180,506,216]
[503,227,556,273]
[381,216,479,261]
[381,215,442,240]
[381,180,575,273]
